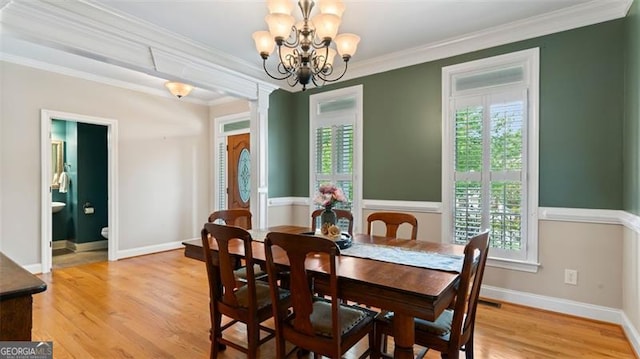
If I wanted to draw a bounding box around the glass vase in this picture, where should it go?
[321,206,337,227]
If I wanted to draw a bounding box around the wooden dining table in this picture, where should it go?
[182,225,465,359]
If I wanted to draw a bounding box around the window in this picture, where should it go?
[310,85,363,232]
[442,49,539,272]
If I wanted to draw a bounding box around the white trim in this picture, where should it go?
[268,197,310,207]
[23,264,43,275]
[481,285,624,324]
[361,200,442,213]
[52,240,68,250]
[622,312,640,358]
[441,48,540,265]
[309,85,364,233]
[620,211,640,234]
[482,285,640,357]
[0,53,212,105]
[486,257,540,273]
[540,207,626,225]
[342,0,632,83]
[211,112,251,212]
[70,240,108,252]
[117,241,185,260]
[41,110,119,274]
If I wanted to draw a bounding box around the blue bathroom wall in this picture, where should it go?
[51,120,107,245]
[76,123,108,244]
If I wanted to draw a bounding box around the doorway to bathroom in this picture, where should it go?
[41,110,118,273]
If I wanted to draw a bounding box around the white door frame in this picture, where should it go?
[40,110,119,273]
[211,112,251,212]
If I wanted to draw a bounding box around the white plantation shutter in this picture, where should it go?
[310,86,363,233]
[313,121,354,211]
[443,49,539,269]
[451,91,527,259]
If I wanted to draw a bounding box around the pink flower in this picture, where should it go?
[314,183,348,207]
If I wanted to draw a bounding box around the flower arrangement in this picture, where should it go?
[314,183,347,208]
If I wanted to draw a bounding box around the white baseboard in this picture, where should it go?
[482,285,640,357]
[481,285,623,323]
[24,263,43,274]
[71,240,108,252]
[622,312,640,357]
[116,240,185,260]
[52,240,67,250]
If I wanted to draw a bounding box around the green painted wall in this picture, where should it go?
[268,89,295,197]
[272,19,625,209]
[624,0,640,215]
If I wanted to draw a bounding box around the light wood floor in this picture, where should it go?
[33,249,636,359]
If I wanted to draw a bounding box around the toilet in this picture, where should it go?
[101,227,109,239]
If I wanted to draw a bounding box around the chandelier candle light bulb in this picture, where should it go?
[253,0,360,91]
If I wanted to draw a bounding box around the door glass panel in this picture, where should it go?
[238,148,251,203]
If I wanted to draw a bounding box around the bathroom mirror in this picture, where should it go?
[51,140,64,189]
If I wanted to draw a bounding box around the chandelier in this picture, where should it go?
[252,0,360,91]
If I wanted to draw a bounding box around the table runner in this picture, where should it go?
[341,242,464,273]
[250,229,464,273]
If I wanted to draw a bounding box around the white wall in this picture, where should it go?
[0,62,211,265]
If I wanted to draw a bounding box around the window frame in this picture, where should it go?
[309,85,363,233]
[442,48,540,272]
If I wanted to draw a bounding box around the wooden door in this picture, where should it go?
[228,133,250,209]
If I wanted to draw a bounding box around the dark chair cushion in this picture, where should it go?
[235,281,288,310]
[233,264,267,281]
[310,299,374,337]
[382,309,453,336]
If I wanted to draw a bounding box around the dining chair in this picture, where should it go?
[264,232,377,359]
[208,208,252,229]
[207,209,265,282]
[201,223,290,358]
[311,208,354,235]
[366,212,418,239]
[372,231,490,359]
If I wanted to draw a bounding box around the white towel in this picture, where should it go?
[58,172,69,193]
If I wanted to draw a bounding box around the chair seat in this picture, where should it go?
[234,281,288,310]
[379,309,453,337]
[233,264,267,281]
[310,299,376,337]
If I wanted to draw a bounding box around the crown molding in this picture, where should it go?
[1,0,631,95]
[342,0,632,82]
[0,52,213,106]
[1,0,280,98]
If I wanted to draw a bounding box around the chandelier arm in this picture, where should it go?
[281,29,300,48]
[262,59,294,81]
[287,75,300,88]
[310,75,323,88]
[316,61,349,83]
[310,47,330,77]
[276,46,299,75]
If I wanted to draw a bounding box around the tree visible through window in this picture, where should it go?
[443,48,539,268]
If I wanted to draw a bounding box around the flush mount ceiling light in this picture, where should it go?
[165,81,194,98]
[252,0,360,91]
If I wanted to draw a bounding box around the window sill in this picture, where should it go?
[487,257,540,273]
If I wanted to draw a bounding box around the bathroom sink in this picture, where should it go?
[52,201,66,213]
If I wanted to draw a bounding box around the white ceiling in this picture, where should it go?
[0,0,632,104]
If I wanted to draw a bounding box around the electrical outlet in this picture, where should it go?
[564,269,578,285]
